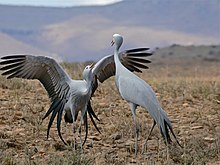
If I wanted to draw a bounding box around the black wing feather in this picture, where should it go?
[126,48,150,53]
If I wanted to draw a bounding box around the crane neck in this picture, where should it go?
[114,48,125,75]
[83,72,93,95]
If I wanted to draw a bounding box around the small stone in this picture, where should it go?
[19,132,25,136]
[182,103,189,107]
[111,133,122,140]
[14,128,25,134]
[86,142,93,148]
[191,126,203,130]
[203,137,216,142]
[125,140,134,146]
[89,136,101,141]
[98,102,108,108]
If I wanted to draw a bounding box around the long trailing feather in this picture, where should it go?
[47,100,66,144]
[57,101,66,145]
[42,98,61,120]
[87,101,100,122]
[166,121,183,147]
[87,101,101,133]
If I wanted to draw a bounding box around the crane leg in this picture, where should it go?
[142,120,156,154]
[79,118,83,152]
[71,107,77,150]
[79,108,87,153]
[129,102,138,156]
[82,112,88,146]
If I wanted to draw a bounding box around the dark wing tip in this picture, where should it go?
[126,64,143,73]
[128,61,149,69]
[127,52,153,57]
[1,55,26,60]
[127,57,151,64]
[125,48,150,53]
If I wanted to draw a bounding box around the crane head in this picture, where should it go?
[111,34,123,49]
[83,63,95,82]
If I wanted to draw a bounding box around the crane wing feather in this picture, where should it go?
[0,55,71,101]
[91,48,153,92]
[0,55,72,143]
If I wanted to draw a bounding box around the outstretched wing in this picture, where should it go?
[0,55,71,144]
[91,48,152,94]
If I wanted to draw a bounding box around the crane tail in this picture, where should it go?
[42,98,61,120]
[146,106,181,147]
[160,120,172,144]
[87,101,100,121]
[87,101,101,134]
[159,116,182,148]
[166,122,183,148]
[45,98,67,145]
[57,102,67,145]
[46,101,61,138]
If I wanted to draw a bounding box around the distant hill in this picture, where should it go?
[151,44,220,66]
[0,32,62,61]
[0,0,219,61]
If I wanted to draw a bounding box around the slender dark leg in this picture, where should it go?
[82,112,88,146]
[79,108,87,152]
[129,102,138,156]
[142,120,156,154]
[71,107,77,150]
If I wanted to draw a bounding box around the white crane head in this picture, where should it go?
[111,34,123,49]
[83,63,95,82]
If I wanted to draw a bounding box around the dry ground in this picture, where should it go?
[0,59,219,164]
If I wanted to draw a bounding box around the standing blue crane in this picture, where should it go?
[111,34,181,155]
[0,47,152,149]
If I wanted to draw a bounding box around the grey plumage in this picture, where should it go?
[111,34,181,155]
[0,48,152,147]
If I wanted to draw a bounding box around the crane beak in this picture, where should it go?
[90,63,95,69]
[111,40,115,46]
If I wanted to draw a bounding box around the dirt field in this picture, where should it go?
[0,58,219,164]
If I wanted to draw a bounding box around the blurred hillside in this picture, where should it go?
[152,44,220,64]
[0,0,219,61]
